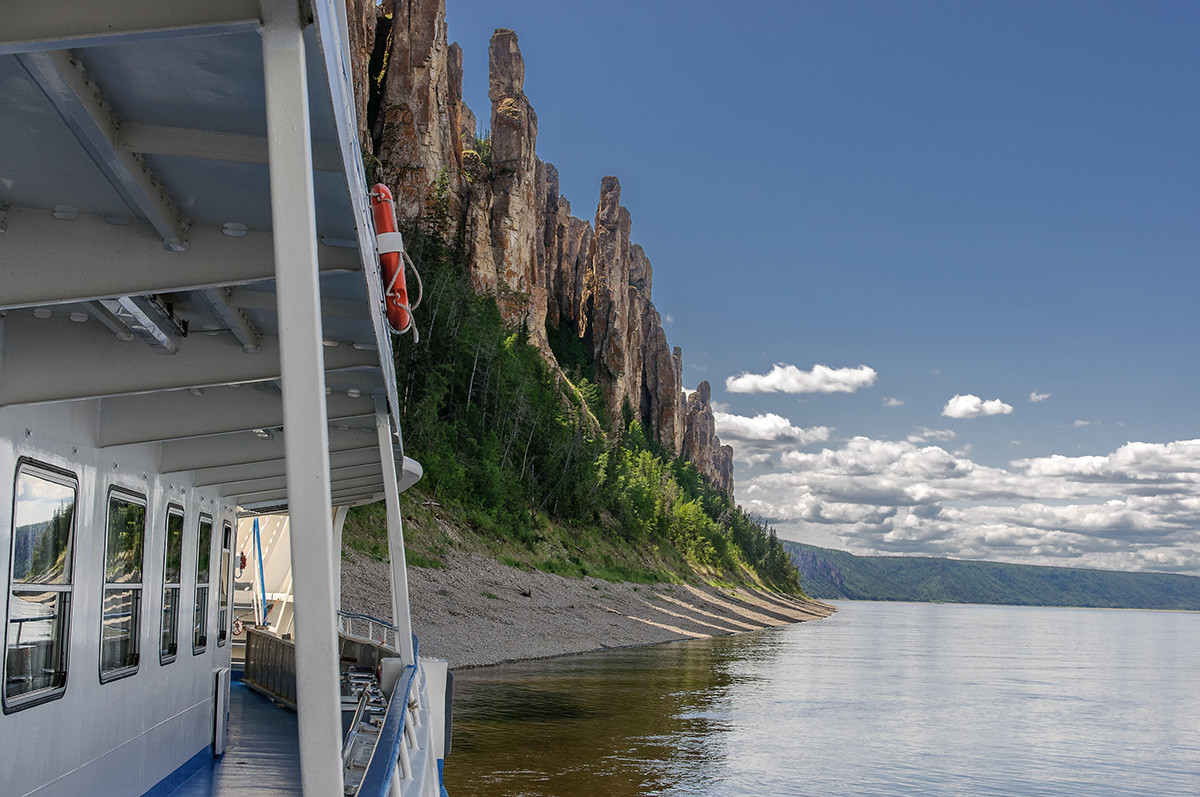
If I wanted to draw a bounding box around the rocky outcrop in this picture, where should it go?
[458,29,549,352]
[352,2,731,496]
[682,382,734,496]
[372,0,465,226]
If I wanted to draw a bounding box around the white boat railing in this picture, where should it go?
[354,639,429,797]
[338,610,403,654]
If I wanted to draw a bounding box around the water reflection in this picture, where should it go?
[445,633,777,796]
[444,603,1200,797]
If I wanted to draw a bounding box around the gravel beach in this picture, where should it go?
[340,548,836,669]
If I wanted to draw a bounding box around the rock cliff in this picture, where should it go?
[350,0,732,497]
[682,382,735,496]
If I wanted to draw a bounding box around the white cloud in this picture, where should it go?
[726,363,877,394]
[907,427,956,444]
[736,452,773,468]
[740,436,1200,575]
[665,314,674,324]
[942,394,1014,419]
[1074,420,1091,427]
[714,411,830,445]
[883,397,904,407]
[1030,391,1052,403]
[715,410,831,470]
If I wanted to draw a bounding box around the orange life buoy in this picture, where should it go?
[370,184,411,334]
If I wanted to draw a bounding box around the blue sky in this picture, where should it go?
[446,1,1200,574]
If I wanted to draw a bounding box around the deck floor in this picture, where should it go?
[168,682,303,797]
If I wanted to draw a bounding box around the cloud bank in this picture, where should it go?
[726,364,877,394]
[714,410,831,469]
[740,436,1200,575]
[942,394,1014,419]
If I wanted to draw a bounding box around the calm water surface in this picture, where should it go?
[442,601,1200,796]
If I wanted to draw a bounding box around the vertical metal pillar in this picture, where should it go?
[375,397,416,666]
[332,505,349,611]
[261,1,344,793]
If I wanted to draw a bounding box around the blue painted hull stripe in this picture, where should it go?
[141,746,211,797]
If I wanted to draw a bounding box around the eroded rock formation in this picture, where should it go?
[351,1,732,496]
[682,382,735,496]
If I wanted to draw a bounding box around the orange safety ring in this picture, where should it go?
[370,184,412,334]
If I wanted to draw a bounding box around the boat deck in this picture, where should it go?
[167,682,302,797]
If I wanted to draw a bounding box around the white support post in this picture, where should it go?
[332,505,349,611]
[260,1,344,794]
[375,397,416,666]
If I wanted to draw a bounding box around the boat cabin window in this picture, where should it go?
[4,462,76,712]
[100,490,146,682]
[217,522,232,647]
[193,516,212,654]
[160,506,184,664]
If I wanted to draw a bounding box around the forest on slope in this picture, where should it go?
[346,205,799,592]
[338,3,801,592]
[787,541,1200,610]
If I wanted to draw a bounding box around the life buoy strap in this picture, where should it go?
[376,231,405,255]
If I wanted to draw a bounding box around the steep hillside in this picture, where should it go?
[340,0,795,591]
[346,1,731,491]
[787,541,1200,610]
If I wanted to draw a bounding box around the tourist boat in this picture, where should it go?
[0,2,448,794]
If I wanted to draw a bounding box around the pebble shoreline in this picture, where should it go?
[340,548,836,669]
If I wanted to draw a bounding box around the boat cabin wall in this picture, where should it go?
[0,402,237,796]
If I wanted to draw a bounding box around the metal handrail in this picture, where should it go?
[354,663,418,797]
[342,687,373,767]
[337,611,400,652]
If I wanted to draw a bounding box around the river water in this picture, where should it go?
[442,601,1200,796]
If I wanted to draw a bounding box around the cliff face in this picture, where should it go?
[351,1,731,497]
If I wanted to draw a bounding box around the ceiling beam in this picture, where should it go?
[239,489,386,514]
[230,474,387,504]
[159,427,380,473]
[116,123,344,173]
[15,50,189,249]
[97,388,377,447]
[0,0,261,55]
[190,447,394,488]
[0,207,359,310]
[0,313,380,407]
[218,464,385,498]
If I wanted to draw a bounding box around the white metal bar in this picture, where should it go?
[0,0,260,55]
[97,389,374,448]
[201,289,262,354]
[15,50,190,249]
[332,505,349,612]
[398,739,413,781]
[0,207,359,311]
[375,397,416,666]
[191,447,391,487]
[116,123,344,172]
[0,314,377,407]
[160,428,378,473]
[261,0,344,794]
[310,0,402,431]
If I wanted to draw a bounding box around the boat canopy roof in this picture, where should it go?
[0,1,420,511]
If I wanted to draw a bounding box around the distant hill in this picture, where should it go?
[785,541,1200,610]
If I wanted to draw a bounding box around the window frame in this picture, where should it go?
[3,459,78,714]
[217,521,232,647]
[159,504,184,665]
[98,487,147,684]
[192,514,213,655]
